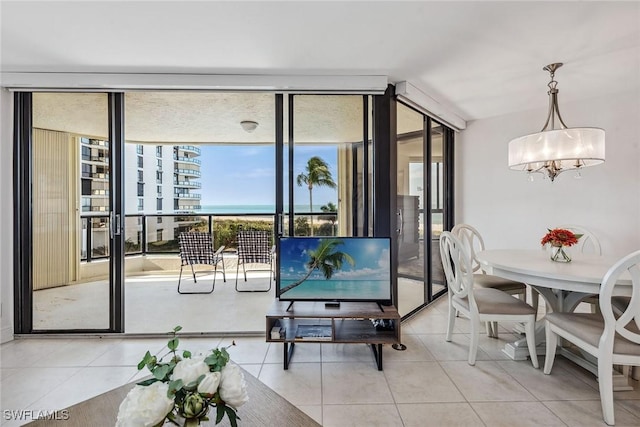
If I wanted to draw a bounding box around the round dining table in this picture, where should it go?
[475,249,634,390]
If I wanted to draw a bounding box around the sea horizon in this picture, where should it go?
[200,204,331,214]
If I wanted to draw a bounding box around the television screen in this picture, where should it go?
[277,237,392,302]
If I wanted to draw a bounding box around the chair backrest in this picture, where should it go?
[178,232,216,265]
[451,224,485,273]
[599,250,640,350]
[236,231,273,263]
[439,231,476,304]
[556,225,602,255]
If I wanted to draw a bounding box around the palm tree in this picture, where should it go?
[320,202,338,236]
[279,238,355,294]
[296,156,337,236]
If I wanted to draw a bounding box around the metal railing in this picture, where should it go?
[80,211,338,262]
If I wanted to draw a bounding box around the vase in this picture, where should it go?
[550,245,571,263]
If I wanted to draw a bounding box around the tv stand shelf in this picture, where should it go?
[266,301,401,370]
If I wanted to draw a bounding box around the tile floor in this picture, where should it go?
[2,297,640,426]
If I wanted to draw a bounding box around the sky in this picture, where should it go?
[199,144,338,209]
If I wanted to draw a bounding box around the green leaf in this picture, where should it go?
[168,337,179,351]
[216,405,225,424]
[226,406,239,427]
[153,364,171,380]
[168,379,183,395]
[182,350,192,359]
[136,378,159,387]
[173,325,183,333]
[138,351,153,370]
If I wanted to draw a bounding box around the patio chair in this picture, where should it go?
[440,231,539,367]
[177,232,226,294]
[235,230,275,292]
[544,250,640,426]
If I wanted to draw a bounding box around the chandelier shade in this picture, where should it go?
[508,127,605,172]
[507,63,605,181]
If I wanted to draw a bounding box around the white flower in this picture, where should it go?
[172,356,210,387]
[197,371,221,395]
[116,382,173,427]
[218,363,249,408]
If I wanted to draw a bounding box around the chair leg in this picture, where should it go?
[190,264,197,283]
[530,287,539,316]
[598,356,615,426]
[468,316,479,366]
[446,302,455,342]
[524,318,538,368]
[543,322,558,374]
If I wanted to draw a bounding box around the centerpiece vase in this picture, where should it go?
[550,245,571,263]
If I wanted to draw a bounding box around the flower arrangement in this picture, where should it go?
[541,228,582,263]
[116,326,248,427]
[540,228,581,247]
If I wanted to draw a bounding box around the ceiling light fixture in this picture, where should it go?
[240,120,259,133]
[508,63,605,182]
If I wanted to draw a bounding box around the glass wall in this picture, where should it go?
[31,93,111,330]
[395,102,452,317]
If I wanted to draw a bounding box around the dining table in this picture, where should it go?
[476,248,634,390]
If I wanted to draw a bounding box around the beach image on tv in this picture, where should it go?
[278,237,391,301]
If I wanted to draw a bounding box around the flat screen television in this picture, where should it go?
[277,236,392,303]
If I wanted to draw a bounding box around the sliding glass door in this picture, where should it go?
[396,102,452,317]
[26,92,120,331]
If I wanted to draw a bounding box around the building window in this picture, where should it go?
[157,185,162,195]
[137,198,144,211]
[156,198,162,211]
[137,170,144,182]
[137,182,144,197]
[81,179,91,196]
[157,217,163,224]
[81,197,91,212]
[81,163,92,178]
[81,146,91,161]
[136,145,143,154]
[156,146,162,157]
[157,158,162,169]
[156,171,163,184]
[137,156,143,168]
[157,229,163,241]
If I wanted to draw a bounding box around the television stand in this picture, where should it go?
[325,301,340,308]
[266,301,401,370]
[377,302,385,312]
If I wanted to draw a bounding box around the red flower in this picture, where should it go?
[541,228,580,247]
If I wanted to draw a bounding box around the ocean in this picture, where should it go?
[200,204,328,214]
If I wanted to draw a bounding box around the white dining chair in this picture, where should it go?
[452,224,530,335]
[544,250,640,426]
[440,231,539,367]
[556,224,602,255]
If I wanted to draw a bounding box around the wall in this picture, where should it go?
[1,89,14,342]
[456,91,640,257]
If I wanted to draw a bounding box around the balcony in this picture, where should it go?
[173,180,202,189]
[174,168,201,177]
[173,156,202,165]
[174,193,201,199]
[176,145,201,155]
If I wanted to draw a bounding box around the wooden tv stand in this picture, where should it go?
[265,301,401,370]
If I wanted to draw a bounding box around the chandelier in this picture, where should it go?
[508,63,605,181]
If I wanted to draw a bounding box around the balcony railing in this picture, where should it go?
[79,211,337,262]
[176,145,201,155]
[173,156,202,165]
[173,180,202,188]
[174,193,201,199]
[174,168,201,177]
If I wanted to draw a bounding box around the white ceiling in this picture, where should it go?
[2,1,639,122]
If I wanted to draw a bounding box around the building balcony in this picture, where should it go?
[176,145,201,155]
[174,193,201,200]
[173,156,202,165]
[174,168,201,177]
[173,180,201,189]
